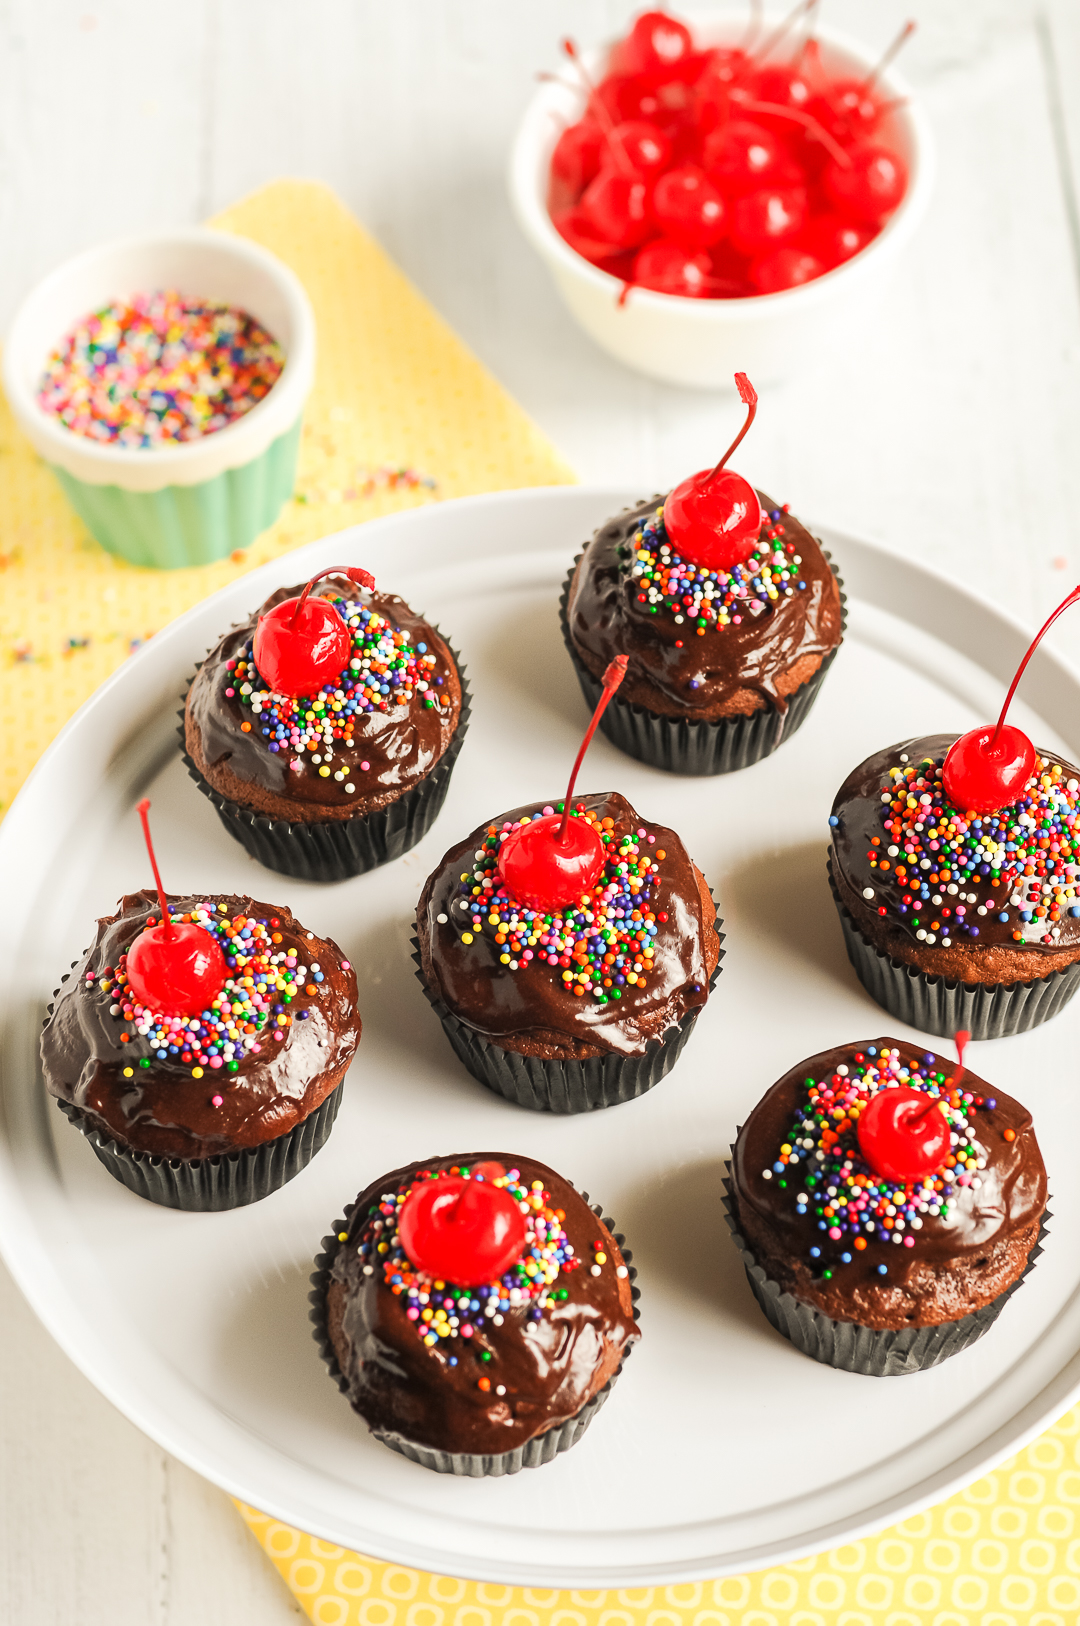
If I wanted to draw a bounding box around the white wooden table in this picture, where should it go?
[2,1,1079,1617]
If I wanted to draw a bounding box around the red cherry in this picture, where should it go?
[632,238,711,296]
[750,64,813,113]
[551,118,605,195]
[579,167,654,248]
[125,800,226,1017]
[553,206,630,267]
[598,71,694,141]
[805,86,880,145]
[942,726,1037,817]
[941,583,1080,814]
[749,245,824,293]
[611,119,672,174]
[730,185,807,254]
[652,165,726,247]
[253,567,375,698]
[824,143,906,223]
[663,373,762,568]
[702,120,785,194]
[616,11,694,76]
[694,49,751,134]
[800,213,875,268]
[857,1086,951,1183]
[397,1174,527,1287]
[496,656,629,913]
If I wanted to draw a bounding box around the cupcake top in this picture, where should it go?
[831,734,1080,957]
[323,1153,639,1457]
[732,1037,1046,1326]
[416,790,719,1057]
[41,890,360,1159]
[184,576,463,822]
[566,492,843,719]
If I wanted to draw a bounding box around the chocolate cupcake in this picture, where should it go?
[726,1037,1048,1375]
[42,888,361,1210]
[183,568,469,882]
[561,378,844,774]
[829,735,1080,1039]
[415,790,722,1113]
[310,1153,640,1474]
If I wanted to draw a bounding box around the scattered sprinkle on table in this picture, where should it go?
[38,290,284,448]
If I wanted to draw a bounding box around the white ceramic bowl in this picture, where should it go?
[509,14,935,390]
[2,229,316,567]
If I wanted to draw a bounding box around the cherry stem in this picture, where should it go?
[859,20,916,93]
[561,38,635,176]
[990,583,1080,748]
[738,98,852,166]
[557,655,629,844]
[708,372,759,481]
[750,0,819,69]
[739,0,765,51]
[909,1030,970,1127]
[289,567,376,630]
[135,799,174,940]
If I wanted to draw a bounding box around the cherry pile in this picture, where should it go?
[547,8,911,299]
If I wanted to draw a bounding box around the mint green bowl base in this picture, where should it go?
[50,416,302,570]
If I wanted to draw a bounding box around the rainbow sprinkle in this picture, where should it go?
[448,807,666,1003]
[94,901,322,1080]
[768,1045,994,1279]
[618,506,805,657]
[836,750,1080,946]
[360,1165,584,1363]
[38,290,284,447]
[229,592,448,789]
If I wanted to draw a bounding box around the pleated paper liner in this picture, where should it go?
[558,549,846,776]
[827,857,1080,1040]
[178,645,471,884]
[309,1193,640,1477]
[722,1161,1050,1377]
[410,892,723,1114]
[53,1082,343,1211]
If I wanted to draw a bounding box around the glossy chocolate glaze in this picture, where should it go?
[831,735,1080,957]
[566,492,843,719]
[41,891,361,1159]
[325,1153,639,1457]
[417,791,715,1059]
[732,1038,1046,1323]
[184,577,462,822]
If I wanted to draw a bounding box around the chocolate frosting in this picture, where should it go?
[184,577,461,820]
[41,891,361,1159]
[733,1038,1046,1294]
[831,735,1080,955]
[325,1153,639,1457]
[416,791,714,1058]
[566,492,843,718]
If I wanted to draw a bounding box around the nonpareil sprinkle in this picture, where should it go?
[38,290,284,448]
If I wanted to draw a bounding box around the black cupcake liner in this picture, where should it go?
[558,550,846,776]
[309,1192,639,1476]
[178,644,471,884]
[410,891,723,1114]
[827,858,1080,1040]
[54,1081,343,1211]
[722,1160,1049,1377]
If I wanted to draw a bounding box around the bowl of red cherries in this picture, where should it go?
[509,7,934,389]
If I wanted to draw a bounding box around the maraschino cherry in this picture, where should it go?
[857,1032,969,1184]
[397,1163,527,1286]
[662,372,763,571]
[124,800,227,1017]
[942,583,1080,815]
[496,655,629,913]
[252,566,375,698]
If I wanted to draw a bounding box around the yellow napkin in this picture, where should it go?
[239,1403,1080,1625]
[3,179,1077,1623]
[0,177,572,818]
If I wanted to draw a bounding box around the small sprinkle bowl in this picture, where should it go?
[509,14,934,390]
[2,228,315,569]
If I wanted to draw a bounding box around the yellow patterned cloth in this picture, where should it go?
[4,178,1078,1622]
[239,1402,1080,1625]
[0,177,572,817]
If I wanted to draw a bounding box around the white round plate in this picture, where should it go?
[2,487,1079,1587]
